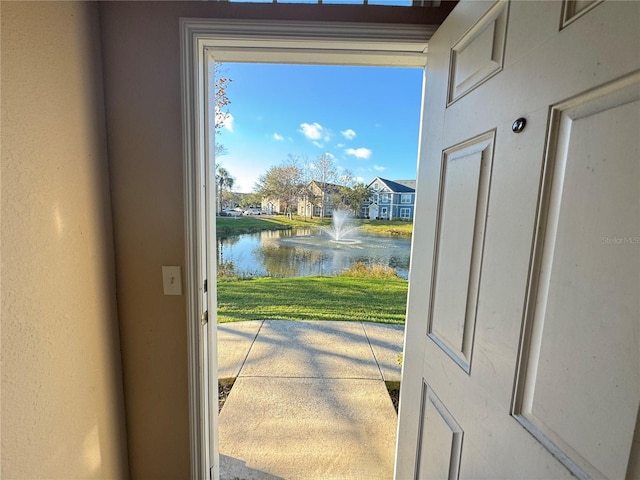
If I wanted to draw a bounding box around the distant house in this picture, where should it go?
[261,197,283,215]
[365,177,416,220]
[297,180,342,218]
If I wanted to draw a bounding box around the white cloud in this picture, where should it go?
[324,152,335,159]
[374,165,385,171]
[223,114,234,132]
[341,129,356,140]
[273,133,284,141]
[215,107,234,132]
[356,176,365,182]
[312,141,323,148]
[336,143,345,148]
[345,147,373,159]
[300,122,324,140]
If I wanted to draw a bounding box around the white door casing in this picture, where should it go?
[397,1,639,479]
[180,18,436,480]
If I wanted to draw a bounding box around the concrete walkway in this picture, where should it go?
[217,320,405,480]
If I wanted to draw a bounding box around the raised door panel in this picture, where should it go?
[514,74,640,480]
[416,384,463,480]
[448,1,509,104]
[428,132,494,372]
[561,0,603,28]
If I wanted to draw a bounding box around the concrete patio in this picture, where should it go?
[217,320,405,479]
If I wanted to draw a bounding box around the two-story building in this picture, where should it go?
[297,180,342,218]
[365,177,416,220]
[261,197,283,215]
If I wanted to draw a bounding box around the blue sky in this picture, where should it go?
[215,63,423,193]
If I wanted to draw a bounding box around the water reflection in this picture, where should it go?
[217,227,411,279]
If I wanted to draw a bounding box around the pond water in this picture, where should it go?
[217,227,412,279]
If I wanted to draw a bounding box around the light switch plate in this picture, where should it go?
[162,266,183,295]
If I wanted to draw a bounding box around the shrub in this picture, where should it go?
[217,261,239,281]
[339,262,400,279]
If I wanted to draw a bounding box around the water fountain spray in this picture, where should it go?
[324,210,359,244]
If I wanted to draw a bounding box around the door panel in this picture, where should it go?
[416,383,463,480]
[561,0,603,28]
[428,132,495,373]
[448,1,508,104]
[397,1,640,478]
[513,75,640,480]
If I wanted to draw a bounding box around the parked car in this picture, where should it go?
[221,208,242,217]
[243,208,261,215]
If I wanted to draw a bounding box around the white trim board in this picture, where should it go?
[180,18,430,480]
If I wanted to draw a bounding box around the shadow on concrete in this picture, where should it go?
[220,454,285,480]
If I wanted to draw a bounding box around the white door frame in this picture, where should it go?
[180,18,434,480]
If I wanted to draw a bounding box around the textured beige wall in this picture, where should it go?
[1,2,129,478]
[100,3,194,478]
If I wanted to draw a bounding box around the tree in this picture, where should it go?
[291,155,314,220]
[311,153,337,219]
[239,192,263,210]
[337,168,356,188]
[213,64,233,158]
[213,64,232,130]
[211,64,235,214]
[216,166,235,213]
[223,190,242,209]
[255,159,304,218]
[340,183,372,218]
[330,168,357,211]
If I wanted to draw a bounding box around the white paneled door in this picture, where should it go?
[397,1,640,479]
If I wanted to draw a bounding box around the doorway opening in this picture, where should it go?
[213,62,421,476]
[180,18,431,479]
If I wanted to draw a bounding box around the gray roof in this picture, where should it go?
[308,180,342,194]
[370,177,416,193]
[393,180,416,190]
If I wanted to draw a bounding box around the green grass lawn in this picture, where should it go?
[216,215,332,237]
[217,276,408,324]
[359,219,413,237]
[217,214,412,237]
